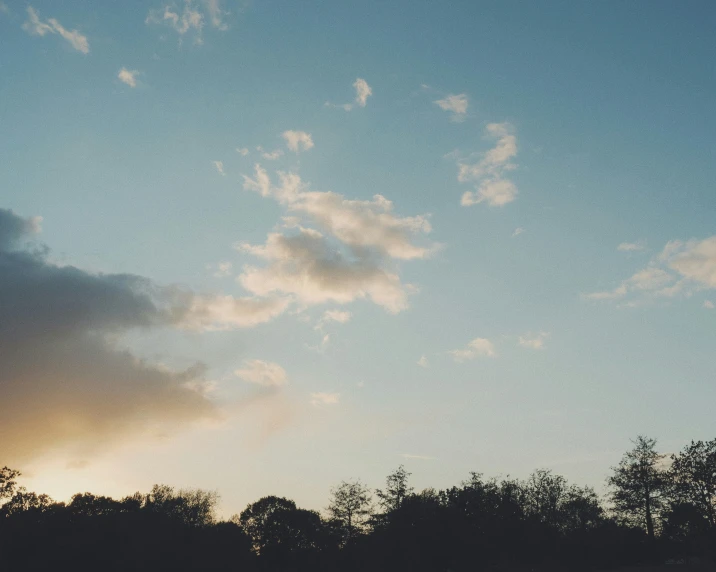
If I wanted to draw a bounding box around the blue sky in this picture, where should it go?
[1,0,716,516]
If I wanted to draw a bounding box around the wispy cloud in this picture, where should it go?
[118,67,139,88]
[458,123,518,207]
[310,392,340,406]
[449,337,496,362]
[617,241,646,252]
[434,93,468,121]
[23,6,89,53]
[236,147,249,156]
[705,300,714,309]
[586,236,716,303]
[212,261,232,277]
[212,160,225,175]
[512,227,525,237]
[315,309,352,330]
[235,359,287,387]
[146,1,229,45]
[282,131,314,153]
[417,355,429,368]
[327,78,372,111]
[518,331,549,350]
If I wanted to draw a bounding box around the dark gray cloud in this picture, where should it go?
[0,208,280,463]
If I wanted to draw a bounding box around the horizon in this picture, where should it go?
[2,0,716,519]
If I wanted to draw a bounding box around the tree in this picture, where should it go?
[376,465,414,514]
[327,480,372,544]
[0,466,20,504]
[237,496,326,558]
[144,484,219,527]
[669,439,716,529]
[607,436,668,540]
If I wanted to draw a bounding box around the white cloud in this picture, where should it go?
[315,309,352,330]
[704,300,714,309]
[327,78,372,111]
[146,1,228,45]
[586,236,716,304]
[237,227,412,313]
[518,332,549,350]
[457,123,518,207]
[310,392,340,406]
[212,160,225,176]
[618,241,646,252]
[261,149,284,160]
[235,359,287,387]
[238,167,434,314]
[118,68,139,88]
[353,78,372,107]
[434,93,468,121]
[417,355,429,368]
[23,6,89,53]
[512,227,525,237]
[236,147,249,156]
[450,337,496,362]
[172,293,290,330]
[461,178,517,207]
[282,130,314,153]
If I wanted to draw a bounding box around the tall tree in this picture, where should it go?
[607,436,668,540]
[376,465,414,513]
[669,439,716,528]
[327,480,372,544]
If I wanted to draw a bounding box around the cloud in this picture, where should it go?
[261,149,284,160]
[146,1,228,45]
[23,6,89,53]
[353,78,372,107]
[238,167,435,313]
[327,78,372,111]
[118,68,139,88]
[401,453,434,460]
[212,261,232,277]
[434,93,468,121]
[212,160,225,175]
[236,147,249,156]
[450,337,496,362]
[618,241,646,252]
[417,355,429,368]
[518,332,549,350]
[310,392,340,406]
[234,360,287,387]
[0,208,289,463]
[457,123,518,207]
[512,227,525,237]
[705,300,714,310]
[282,131,314,153]
[237,227,411,313]
[586,236,716,303]
[169,291,290,330]
[315,309,352,330]
[203,0,228,30]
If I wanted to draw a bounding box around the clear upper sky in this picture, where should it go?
[1,0,715,516]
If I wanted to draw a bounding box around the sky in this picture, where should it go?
[1,0,716,517]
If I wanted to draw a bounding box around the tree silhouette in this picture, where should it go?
[669,439,716,529]
[326,479,372,545]
[607,435,668,540]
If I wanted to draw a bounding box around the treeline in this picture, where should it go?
[1,436,715,571]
